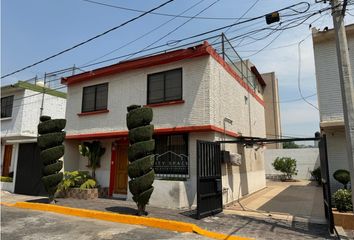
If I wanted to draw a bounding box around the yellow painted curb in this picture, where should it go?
[6,201,251,240]
[0,202,15,207]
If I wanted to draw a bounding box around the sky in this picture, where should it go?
[2,0,354,139]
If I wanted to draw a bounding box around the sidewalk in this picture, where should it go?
[1,190,333,240]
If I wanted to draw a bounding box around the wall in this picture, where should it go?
[65,56,211,136]
[261,72,282,149]
[264,148,320,180]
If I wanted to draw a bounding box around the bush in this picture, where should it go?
[57,171,97,192]
[333,169,350,189]
[333,189,353,212]
[310,167,321,185]
[272,157,298,180]
[0,176,13,182]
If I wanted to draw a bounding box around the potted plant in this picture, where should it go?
[57,171,98,200]
[79,141,105,179]
[332,188,354,230]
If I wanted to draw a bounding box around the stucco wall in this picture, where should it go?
[65,56,211,135]
[265,148,320,180]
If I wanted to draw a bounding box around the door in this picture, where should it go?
[2,145,13,176]
[14,143,46,196]
[114,144,128,194]
[196,140,222,219]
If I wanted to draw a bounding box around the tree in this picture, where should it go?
[333,169,351,189]
[272,157,298,180]
[79,141,106,180]
[126,105,155,216]
[37,115,66,202]
[282,141,300,149]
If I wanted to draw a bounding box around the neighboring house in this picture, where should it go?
[62,42,268,209]
[1,81,66,194]
[261,72,282,149]
[312,24,354,192]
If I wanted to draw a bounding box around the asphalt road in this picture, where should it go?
[1,206,210,240]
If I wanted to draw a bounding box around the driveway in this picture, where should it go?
[227,180,326,224]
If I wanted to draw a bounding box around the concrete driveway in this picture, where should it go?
[227,180,326,224]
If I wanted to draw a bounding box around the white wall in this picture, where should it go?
[265,148,320,180]
[65,56,211,135]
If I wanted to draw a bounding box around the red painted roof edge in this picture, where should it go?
[65,124,238,140]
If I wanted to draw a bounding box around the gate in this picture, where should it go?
[196,140,222,219]
[318,135,335,235]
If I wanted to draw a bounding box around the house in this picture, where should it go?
[1,80,66,194]
[312,24,354,192]
[62,41,269,209]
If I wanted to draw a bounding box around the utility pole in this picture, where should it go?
[330,0,354,211]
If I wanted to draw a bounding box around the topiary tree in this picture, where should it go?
[37,115,66,202]
[126,105,155,216]
[79,141,106,180]
[272,157,298,181]
[333,169,351,189]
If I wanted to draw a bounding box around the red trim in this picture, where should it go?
[65,124,239,140]
[109,142,117,197]
[204,43,265,106]
[62,44,209,85]
[77,109,109,116]
[145,100,185,108]
[251,66,266,87]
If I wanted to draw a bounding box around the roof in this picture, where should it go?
[312,24,354,44]
[1,81,67,99]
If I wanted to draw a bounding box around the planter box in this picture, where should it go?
[66,188,98,200]
[333,209,354,230]
[0,181,14,192]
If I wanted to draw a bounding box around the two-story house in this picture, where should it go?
[312,24,354,192]
[62,41,269,209]
[1,81,66,194]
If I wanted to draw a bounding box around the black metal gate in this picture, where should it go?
[196,140,222,219]
[318,135,336,235]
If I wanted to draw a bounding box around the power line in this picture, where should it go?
[81,0,252,21]
[1,0,176,79]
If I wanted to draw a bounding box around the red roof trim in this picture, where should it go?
[65,124,238,140]
[251,66,266,87]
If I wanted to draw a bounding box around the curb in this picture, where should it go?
[3,201,251,240]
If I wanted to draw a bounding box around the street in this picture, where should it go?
[1,206,210,240]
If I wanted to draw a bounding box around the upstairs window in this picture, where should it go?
[1,95,14,118]
[82,83,108,113]
[147,68,182,104]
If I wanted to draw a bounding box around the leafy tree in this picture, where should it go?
[272,157,298,180]
[79,141,106,180]
[37,115,66,202]
[282,141,300,149]
[126,105,155,216]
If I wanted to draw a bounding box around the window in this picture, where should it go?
[147,68,182,104]
[153,134,189,179]
[1,95,14,118]
[82,83,108,113]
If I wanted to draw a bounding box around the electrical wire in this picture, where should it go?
[1,0,176,79]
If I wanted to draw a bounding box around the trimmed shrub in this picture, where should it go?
[127,105,155,216]
[333,169,351,189]
[38,115,66,202]
[310,167,322,186]
[0,176,13,182]
[128,155,155,178]
[128,125,154,144]
[128,140,155,162]
[333,189,353,212]
[126,107,153,130]
[272,157,298,180]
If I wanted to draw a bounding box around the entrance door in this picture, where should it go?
[2,145,13,176]
[114,144,128,194]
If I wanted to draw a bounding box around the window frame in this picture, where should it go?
[81,83,108,113]
[147,68,183,105]
[1,95,14,119]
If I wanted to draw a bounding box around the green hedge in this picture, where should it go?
[129,169,155,195]
[128,125,154,144]
[43,161,63,176]
[38,132,66,150]
[127,105,141,112]
[38,119,66,134]
[42,172,63,189]
[126,107,153,130]
[128,140,155,162]
[0,176,13,182]
[132,187,154,205]
[40,115,51,122]
[128,155,155,178]
[40,145,65,165]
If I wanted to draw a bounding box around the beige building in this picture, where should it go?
[261,72,282,149]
